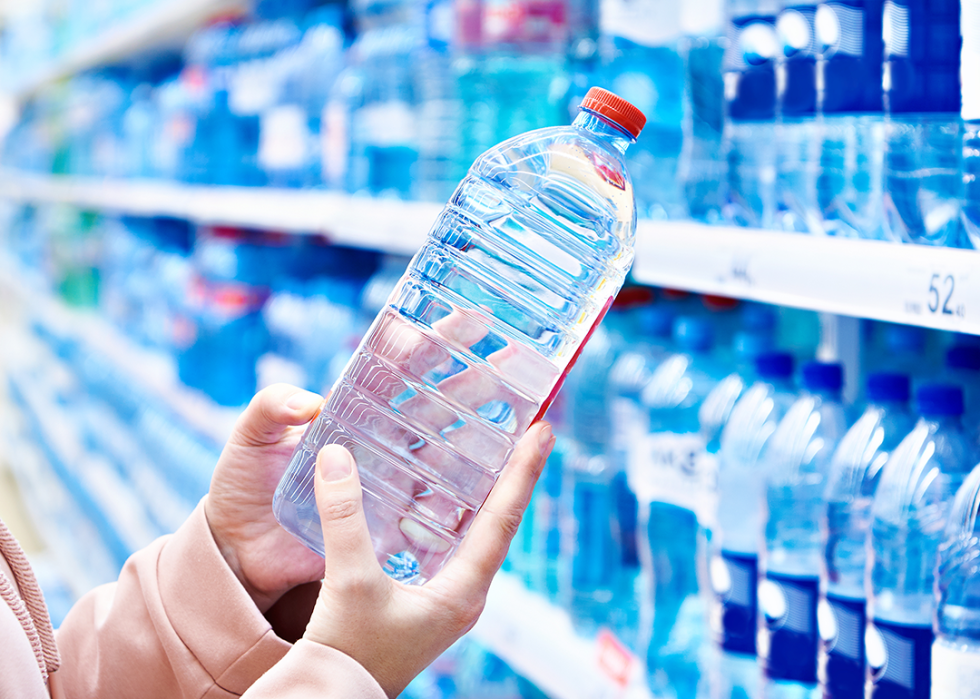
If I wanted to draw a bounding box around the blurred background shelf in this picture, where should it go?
[7,0,249,102]
[3,171,977,336]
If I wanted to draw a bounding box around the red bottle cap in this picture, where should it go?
[580,87,646,139]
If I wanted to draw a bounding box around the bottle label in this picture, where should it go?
[818,593,866,699]
[931,641,980,698]
[759,572,819,684]
[626,431,717,526]
[867,619,933,699]
[711,550,758,655]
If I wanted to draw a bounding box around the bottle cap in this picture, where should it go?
[867,372,910,404]
[916,384,964,418]
[733,331,773,361]
[946,345,980,372]
[612,286,655,309]
[755,352,794,380]
[580,87,646,138]
[673,316,713,352]
[642,306,675,339]
[802,361,843,393]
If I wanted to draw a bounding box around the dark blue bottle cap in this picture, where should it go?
[642,307,675,339]
[755,351,795,380]
[916,383,964,418]
[866,372,910,404]
[673,317,714,352]
[946,346,980,372]
[802,361,843,393]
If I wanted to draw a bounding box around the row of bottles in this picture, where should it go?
[506,292,980,698]
[5,0,980,249]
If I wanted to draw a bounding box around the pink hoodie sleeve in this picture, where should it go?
[55,501,386,699]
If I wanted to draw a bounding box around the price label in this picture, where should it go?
[904,271,969,321]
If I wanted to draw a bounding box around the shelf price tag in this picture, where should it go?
[905,272,968,320]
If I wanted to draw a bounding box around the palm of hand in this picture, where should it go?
[204,385,326,613]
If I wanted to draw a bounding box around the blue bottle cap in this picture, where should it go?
[734,331,774,361]
[916,384,964,418]
[741,303,778,333]
[802,361,843,393]
[641,306,675,339]
[755,351,795,380]
[946,346,980,372]
[866,372,910,404]
[673,317,714,352]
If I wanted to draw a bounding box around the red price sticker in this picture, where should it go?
[596,628,634,688]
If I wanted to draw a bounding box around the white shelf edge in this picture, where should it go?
[0,172,437,256]
[472,573,653,699]
[633,220,980,335]
[3,172,979,334]
[9,0,250,102]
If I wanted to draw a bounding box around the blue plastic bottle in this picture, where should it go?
[931,460,980,698]
[774,0,820,233]
[275,88,646,584]
[760,361,848,697]
[710,350,796,699]
[944,344,980,441]
[963,0,980,249]
[881,0,963,246]
[629,316,725,697]
[868,384,979,699]
[723,0,780,228]
[814,0,886,239]
[819,373,915,699]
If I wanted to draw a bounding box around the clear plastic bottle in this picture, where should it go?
[759,361,848,697]
[881,0,963,247]
[868,384,980,698]
[629,315,726,698]
[963,0,980,250]
[944,344,980,441]
[711,350,796,699]
[722,0,780,228]
[274,88,646,584]
[814,0,886,239]
[818,372,915,699]
[774,0,821,233]
[931,461,980,699]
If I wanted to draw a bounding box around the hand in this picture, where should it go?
[303,421,555,698]
[204,384,327,613]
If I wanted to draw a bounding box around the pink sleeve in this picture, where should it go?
[244,640,387,699]
[55,501,380,699]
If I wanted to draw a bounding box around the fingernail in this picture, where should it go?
[318,445,353,482]
[537,423,553,452]
[286,390,322,412]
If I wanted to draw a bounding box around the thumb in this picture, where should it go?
[314,445,378,578]
[231,384,323,448]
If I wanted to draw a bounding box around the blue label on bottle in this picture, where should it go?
[714,550,758,655]
[759,571,819,684]
[867,619,933,699]
[819,593,866,699]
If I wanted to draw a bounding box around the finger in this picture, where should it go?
[230,384,324,448]
[314,445,382,582]
[434,422,554,592]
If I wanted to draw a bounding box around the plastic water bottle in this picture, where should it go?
[814,0,886,239]
[881,0,963,246]
[963,0,980,249]
[759,361,848,697]
[711,350,796,699]
[944,344,980,441]
[819,372,915,699]
[274,88,646,584]
[932,460,980,698]
[601,0,687,220]
[681,0,727,223]
[723,0,780,228]
[629,316,725,697]
[868,384,979,698]
[774,0,820,233]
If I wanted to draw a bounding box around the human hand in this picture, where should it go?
[204,384,327,613]
[302,421,554,698]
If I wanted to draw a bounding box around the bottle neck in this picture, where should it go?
[573,109,635,153]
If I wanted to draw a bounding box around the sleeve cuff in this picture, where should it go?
[245,639,387,698]
[156,500,290,694]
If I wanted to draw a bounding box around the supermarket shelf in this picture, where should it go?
[8,0,249,102]
[634,221,980,334]
[0,253,242,450]
[473,573,652,699]
[3,172,980,333]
